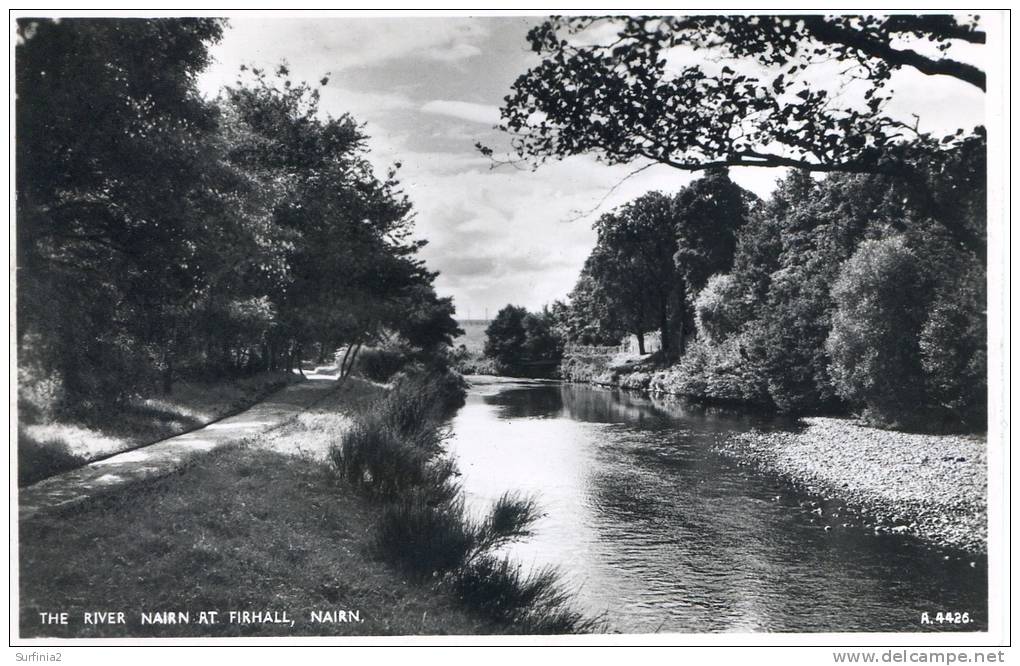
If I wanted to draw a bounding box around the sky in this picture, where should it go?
[197,15,988,320]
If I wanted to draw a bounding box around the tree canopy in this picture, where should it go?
[16,18,461,405]
[483,15,984,175]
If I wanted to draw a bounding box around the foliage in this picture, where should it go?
[16,19,462,419]
[17,427,86,486]
[483,305,528,367]
[16,17,229,400]
[483,15,984,174]
[649,333,772,406]
[559,139,986,431]
[826,237,929,426]
[694,274,750,345]
[563,174,754,358]
[919,262,987,428]
[673,169,758,290]
[580,192,682,354]
[354,348,408,383]
[483,305,564,375]
[454,555,602,633]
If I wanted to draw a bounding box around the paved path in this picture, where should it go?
[18,376,337,522]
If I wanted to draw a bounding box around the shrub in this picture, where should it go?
[330,418,459,504]
[18,427,85,486]
[375,493,477,578]
[694,273,752,345]
[454,555,601,634]
[648,333,771,406]
[826,236,929,427]
[353,347,407,382]
[753,260,843,413]
[558,348,615,383]
[919,262,987,429]
[17,359,65,424]
[374,491,543,579]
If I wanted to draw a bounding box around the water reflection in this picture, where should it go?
[448,379,987,634]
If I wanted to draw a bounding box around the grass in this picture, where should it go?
[18,371,299,485]
[18,444,503,638]
[454,555,604,634]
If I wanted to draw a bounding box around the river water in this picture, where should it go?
[446,378,988,634]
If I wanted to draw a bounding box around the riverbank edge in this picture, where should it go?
[716,419,987,556]
[560,372,988,557]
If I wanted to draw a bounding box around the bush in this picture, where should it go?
[558,349,615,383]
[330,417,459,504]
[694,274,752,345]
[919,262,987,429]
[648,333,772,406]
[454,555,600,633]
[330,370,465,503]
[353,347,407,382]
[18,427,85,486]
[375,493,477,578]
[17,359,65,424]
[387,367,467,429]
[826,236,929,427]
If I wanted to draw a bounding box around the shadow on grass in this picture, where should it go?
[17,427,87,486]
[18,444,504,638]
[17,373,297,486]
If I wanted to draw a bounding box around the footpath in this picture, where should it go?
[18,375,337,522]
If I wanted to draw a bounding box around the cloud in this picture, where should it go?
[423,42,483,62]
[420,100,501,125]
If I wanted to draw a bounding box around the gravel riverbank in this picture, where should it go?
[716,417,987,554]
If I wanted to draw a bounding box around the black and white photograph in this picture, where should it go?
[9,7,1010,652]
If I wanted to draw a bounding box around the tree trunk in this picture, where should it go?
[338,344,353,378]
[161,355,174,395]
[342,342,363,379]
[659,311,671,358]
[636,330,646,355]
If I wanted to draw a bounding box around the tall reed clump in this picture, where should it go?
[329,368,598,634]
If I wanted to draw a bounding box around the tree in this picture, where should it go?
[671,169,756,351]
[222,66,450,376]
[694,274,750,345]
[570,244,652,352]
[16,18,228,399]
[592,192,682,355]
[394,286,464,353]
[483,305,529,370]
[522,307,565,365]
[484,15,984,174]
[483,305,563,375]
[826,236,929,427]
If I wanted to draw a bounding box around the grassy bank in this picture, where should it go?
[18,371,300,486]
[19,444,501,637]
[717,418,988,554]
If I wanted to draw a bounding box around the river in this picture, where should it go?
[446,377,988,634]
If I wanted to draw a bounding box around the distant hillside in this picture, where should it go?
[454,319,491,354]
